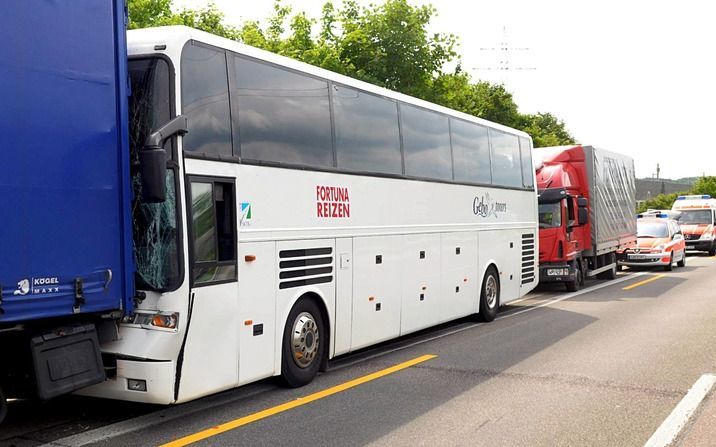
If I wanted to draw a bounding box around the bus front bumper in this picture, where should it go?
[76,358,175,404]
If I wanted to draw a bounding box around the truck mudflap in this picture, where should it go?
[31,324,105,400]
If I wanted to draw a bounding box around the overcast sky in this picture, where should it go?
[176,0,715,180]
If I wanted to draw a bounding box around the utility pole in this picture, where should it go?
[473,26,536,84]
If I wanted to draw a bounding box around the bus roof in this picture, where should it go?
[127,26,530,140]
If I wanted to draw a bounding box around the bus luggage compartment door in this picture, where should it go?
[31,324,105,400]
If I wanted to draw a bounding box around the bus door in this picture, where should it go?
[179,176,240,400]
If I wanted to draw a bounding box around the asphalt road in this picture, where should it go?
[2,253,716,447]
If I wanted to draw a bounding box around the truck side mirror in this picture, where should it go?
[578,207,588,226]
[577,197,588,207]
[140,116,188,203]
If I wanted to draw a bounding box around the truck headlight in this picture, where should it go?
[124,311,179,330]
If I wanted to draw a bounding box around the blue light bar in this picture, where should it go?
[676,196,686,200]
[703,195,712,199]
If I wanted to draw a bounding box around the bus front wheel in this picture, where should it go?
[281,298,327,388]
[479,267,500,322]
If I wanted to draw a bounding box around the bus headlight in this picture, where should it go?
[125,311,179,330]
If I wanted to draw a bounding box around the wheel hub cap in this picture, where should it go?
[292,312,319,368]
[486,276,497,308]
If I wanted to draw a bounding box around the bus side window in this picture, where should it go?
[190,178,237,286]
[181,44,232,158]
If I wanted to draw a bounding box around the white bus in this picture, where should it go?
[82,26,538,404]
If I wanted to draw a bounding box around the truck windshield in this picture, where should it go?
[538,203,562,228]
[678,210,712,225]
[129,58,181,291]
[637,222,669,238]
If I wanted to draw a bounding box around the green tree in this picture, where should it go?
[335,0,457,97]
[520,113,574,148]
[127,0,174,29]
[637,193,684,214]
[128,0,239,39]
[690,176,716,198]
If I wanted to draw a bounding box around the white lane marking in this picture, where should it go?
[644,373,716,447]
[44,273,643,447]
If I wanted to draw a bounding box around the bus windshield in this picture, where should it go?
[678,210,712,225]
[129,58,181,291]
[539,203,562,228]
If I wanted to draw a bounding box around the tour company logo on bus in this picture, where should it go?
[316,185,350,218]
[473,193,507,218]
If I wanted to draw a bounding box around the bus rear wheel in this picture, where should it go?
[0,385,7,425]
[281,298,327,388]
[479,267,500,322]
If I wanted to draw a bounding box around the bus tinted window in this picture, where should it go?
[519,137,534,188]
[181,44,233,158]
[490,130,522,187]
[450,119,491,184]
[333,85,402,174]
[232,55,333,167]
[401,104,453,181]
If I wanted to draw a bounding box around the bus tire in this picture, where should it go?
[281,298,327,388]
[0,385,7,425]
[479,267,500,322]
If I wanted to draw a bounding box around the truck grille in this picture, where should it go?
[278,247,334,289]
[521,233,536,285]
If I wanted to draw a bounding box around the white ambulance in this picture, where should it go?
[672,195,716,255]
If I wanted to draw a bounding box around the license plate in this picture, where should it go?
[546,268,568,276]
[628,254,647,260]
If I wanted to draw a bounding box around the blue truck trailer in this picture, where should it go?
[0,1,136,422]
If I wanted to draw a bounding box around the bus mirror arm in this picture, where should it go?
[140,116,188,203]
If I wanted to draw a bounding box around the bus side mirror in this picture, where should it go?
[141,116,188,203]
[578,207,588,226]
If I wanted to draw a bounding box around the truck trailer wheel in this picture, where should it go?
[0,385,7,425]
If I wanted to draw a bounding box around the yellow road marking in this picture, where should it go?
[622,274,666,290]
[160,354,438,447]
